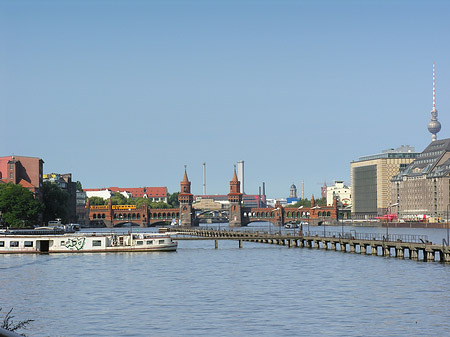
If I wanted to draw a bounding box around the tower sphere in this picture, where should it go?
[428,117,441,135]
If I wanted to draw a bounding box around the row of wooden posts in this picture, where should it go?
[170,228,450,263]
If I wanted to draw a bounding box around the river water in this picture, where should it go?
[1,223,450,337]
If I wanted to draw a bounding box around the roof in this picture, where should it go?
[18,179,36,188]
[84,187,167,197]
[231,169,238,182]
[392,138,450,180]
[182,169,189,183]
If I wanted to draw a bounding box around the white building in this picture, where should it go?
[327,181,351,206]
[85,189,113,200]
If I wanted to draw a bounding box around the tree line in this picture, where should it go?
[0,182,180,228]
[289,196,327,208]
[87,192,179,210]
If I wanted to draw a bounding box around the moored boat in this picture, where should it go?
[0,231,177,254]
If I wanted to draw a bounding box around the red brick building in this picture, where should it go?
[84,187,167,202]
[0,155,44,200]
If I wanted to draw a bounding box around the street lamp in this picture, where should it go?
[273,207,281,235]
[306,212,310,233]
[386,203,398,241]
[297,206,303,235]
[311,205,322,236]
[447,204,450,246]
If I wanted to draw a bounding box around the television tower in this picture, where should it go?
[428,62,441,142]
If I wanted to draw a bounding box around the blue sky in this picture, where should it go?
[1,0,450,198]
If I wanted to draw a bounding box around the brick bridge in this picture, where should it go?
[243,195,337,227]
[87,169,338,227]
[87,202,182,227]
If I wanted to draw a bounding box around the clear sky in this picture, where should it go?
[1,0,450,198]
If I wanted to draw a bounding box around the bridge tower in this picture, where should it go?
[228,168,243,227]
[178,167,195,226]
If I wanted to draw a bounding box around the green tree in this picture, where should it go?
[149,201,171,209]
[168,192,179,208]
[88,197,107,206]
[0,183,42,227]
[135,198,152,209]
[290,196,327,208]
[315,197,327,206]
[42,181,69,224]
[75,181,83,192]
[110,193,129,205]
[290,198,311,208]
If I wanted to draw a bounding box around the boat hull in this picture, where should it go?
[0,233,178,254]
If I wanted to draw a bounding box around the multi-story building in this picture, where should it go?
[76,190,88,227]
[84,187,167,203]
[43,173,77,223]
[351,145,418,219]
[109,187,167,202]
[391,138,450,221]
[0,155,44,200]
[84,189,114,200]
[326,181,351,206]
[194,194,266,209]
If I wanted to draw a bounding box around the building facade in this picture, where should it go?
[84,187,167,203]
[43,173,77,223]
[326,181,351,206]
[391,138,450,221]
[76,191,89,226]
[0,155,44,200]
[351,146,418,219]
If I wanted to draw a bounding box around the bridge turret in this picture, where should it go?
[228,167,243,226]
[178,166,195,226]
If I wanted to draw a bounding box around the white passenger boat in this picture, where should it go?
[0,231,177,254]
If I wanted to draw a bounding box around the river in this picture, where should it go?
[1,223,449,336]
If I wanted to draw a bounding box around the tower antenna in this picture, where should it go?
[433,62,436,110]
[428,62,441,142]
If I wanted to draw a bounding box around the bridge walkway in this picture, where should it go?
[168,228,450,263]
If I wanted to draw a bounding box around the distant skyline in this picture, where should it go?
[2,0,450,198]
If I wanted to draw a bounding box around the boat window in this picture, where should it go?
[92,240,102,247]
[146,240,153,245]
[136,241,143,245]
[60,241,65,246]
[0,241,4,247]
[10,241,19,247]
[24,241,33,247]
[158,239,165,244]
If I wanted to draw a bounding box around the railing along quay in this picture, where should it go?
[168,228,450,263]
